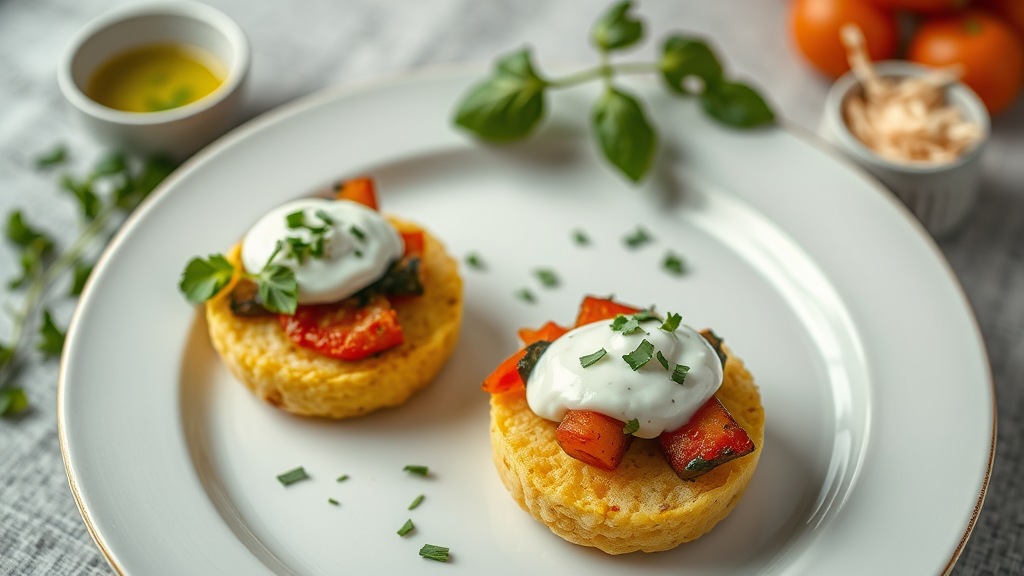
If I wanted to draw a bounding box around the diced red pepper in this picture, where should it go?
[556,410,634,471]
[659,396,755,481]
[574,296,642,327]
[279,294,404,361]
[336,177,379,210]
[482,348,528,394]
[518,321,570,347]
[400,230,424,257]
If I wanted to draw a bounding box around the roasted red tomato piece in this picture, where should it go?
[659,397,755,480]
[400,230,425,257]
[518,321,570,347]
[556,410,634,471]
[279,294,403,361]
[335,176,379,210]
[482,348,529,394]
[574,296,642,327]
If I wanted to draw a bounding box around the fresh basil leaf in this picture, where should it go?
[592,86,656,182]
[701,81,775,129]
[622,339,654,370]
[660,312,682,332]
[92,151,126,177]
[656,350,670,370]
[257,265,298,315]
[0,387,28,417]
[70,261,94,296]
[622,418,640,435]
[518,340,552,383]
[671,363,690,384]
[35,145,67,169]
[6,211,54,254]
[664,251,686,275]
[179,255,235,303]
[660,36,723,95]
[454,49,547,142]
[59,175,101,220]
[592,1,643,51]
[579,348,607,368]
[38,309,65,359]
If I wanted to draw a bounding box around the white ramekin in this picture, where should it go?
[819,61,990,237]
[57,1,250,160]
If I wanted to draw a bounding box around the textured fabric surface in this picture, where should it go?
[1,0,1021,574]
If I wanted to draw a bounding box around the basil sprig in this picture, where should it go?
[453,1,774,183]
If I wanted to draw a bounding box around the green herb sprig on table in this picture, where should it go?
[453,1,774,183]
[0,148,176,418]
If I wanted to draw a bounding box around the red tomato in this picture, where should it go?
[400,230,424,257]
[481,347,528,394]
[335,177,379,210]
[869,0,970,13]
[908,9,1024,113]
[279,295,403,361]
[574,296,642,327]
[790,0,899,78]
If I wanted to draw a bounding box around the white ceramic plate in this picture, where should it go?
[59,66,993,576]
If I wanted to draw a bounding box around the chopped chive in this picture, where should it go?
[350,225,366,242]
[572,229,590,245]
[663,252,686,275]
[671,364,690,384]
[660,312,682,332]
[328,498,339,506]
[579,348,607,368]
[419,544,450,562]
[656,350,670,370]
[622,339,655,371]
[398,519,415,537]
[336,474,350,482]
[633,309,661,323]
[465,252,485,270]
[314,209,334,225]
[409,494,425,510]
[276,467,309,486]
[404,465,429,476]
[623,418,640,435]
[535,269,559,288]
[35,145,66,169]
[624,227,653,248]
[515,288,535,303]
[285,211,306,229]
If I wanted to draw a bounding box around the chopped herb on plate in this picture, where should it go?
[572,229,590,245]
[663,251,685,275]
[276,466,309,486]
[419,544,450,562]
[409,494,425,510]
[465,252,485,270]
[535,269,559,288]
[623,226,652,248]
[336,474,350,482]
[398,519,415,537]
[328,498,339,506]
[515,288,535,303]
[404,465,429,476]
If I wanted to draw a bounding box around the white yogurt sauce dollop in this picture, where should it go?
[240,198,403,304]
[526,320,724,439]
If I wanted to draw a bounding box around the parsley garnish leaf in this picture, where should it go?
[535,269,559,288]
[256,265,298,315]
[404,465,429,476]
[623,226,653,248]
[0,387,28,417]
[419,544,450,562]
[277,467,309,486]
[610,314,642,335]
[660,312,682,332]
[656,350,670,370]
[663,252,686,275]
[179,255,235,304]
[38,310,65,359]
[622,339,654,370]
[398,519,415,537]
[671,364,690,384]
[623,418,640,435]
[409,494,425,510]
[579,348,607,368]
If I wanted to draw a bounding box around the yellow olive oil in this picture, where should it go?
[87,44,226,113]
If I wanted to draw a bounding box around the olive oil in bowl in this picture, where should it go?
[87,44,226,113]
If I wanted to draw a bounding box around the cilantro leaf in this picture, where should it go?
[454,49,547,142]
[0,387,28,417]
[660,312,682,332]
[622,339,654,370]
[610,314,642,335]
[701,81,775,129]
[660,36,724,95]
[579,348,607,368]
[623,226,653,248]
[70,261,93,296]
[664,252,686,275]
[623,418,640,435]
[592,86,656,182]
[179,255,235,304]
[535,269,559,288]
[38,310,65,359]
[256,265,298,315]
[657,350,670,370]
[671,364,690,384]
[35,145,67,169]
[592,1,644,51]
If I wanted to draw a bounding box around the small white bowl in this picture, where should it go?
[58,1,250,160]
[819,61,990,237]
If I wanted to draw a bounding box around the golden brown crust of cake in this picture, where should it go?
[489,347,764,554]
[205,217,462,418]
